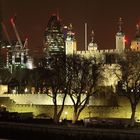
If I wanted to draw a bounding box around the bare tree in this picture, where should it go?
[46,55,67,124]
[28,67,46,93]
[10,67,29,93]
[66,55,100,123]
[0,68,11,84]
[116,51,140,126]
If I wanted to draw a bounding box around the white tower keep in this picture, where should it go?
[65,24,77,55]
[116,17,125,53]
[130,24,140,51]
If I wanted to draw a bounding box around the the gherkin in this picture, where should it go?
[43,14,65,56]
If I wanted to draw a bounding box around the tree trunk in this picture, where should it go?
[130,105,136,127]
[53,105,59,124]
[72,108,79,124]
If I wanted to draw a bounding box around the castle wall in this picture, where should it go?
[5,97,140,121]
[99,64,121,90]
[0,94,88,105]
[1,94,140,121]
[130,40,140,51]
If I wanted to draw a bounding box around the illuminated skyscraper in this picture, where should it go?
[43,14,65,56]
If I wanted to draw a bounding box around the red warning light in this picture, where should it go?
[10,18,13,23]
[124,37,128,44]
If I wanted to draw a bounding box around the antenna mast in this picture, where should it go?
[85,23,87,51]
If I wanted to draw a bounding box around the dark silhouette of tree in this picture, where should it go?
[10,67,29,93]
[116,51,140,126]
[28,67,47,93]
[0,68,11,84]
[65,55,101,123]
[46,55,67,124]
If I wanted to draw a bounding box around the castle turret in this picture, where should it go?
[65,24,77,55]
[88,30,98,51]
[130,24,140,51]
[116,17,125,53]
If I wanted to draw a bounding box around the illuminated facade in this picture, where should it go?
[42,16,126,91]
[87,30,98,51]
[77,18,126,59]
[43,14,65,56]
[115,17,125,53]
[130,24,140,51]
[7,41,30,73]
[76,18,126,91]
[65,24,77,55]
[5,16,34,73]
[1,17,140,121]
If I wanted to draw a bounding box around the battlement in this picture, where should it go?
[76,48,121,56]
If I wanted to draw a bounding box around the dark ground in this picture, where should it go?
[0,120,140,140]
[0,128,138,140]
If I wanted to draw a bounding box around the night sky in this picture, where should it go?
[1,0,140,56]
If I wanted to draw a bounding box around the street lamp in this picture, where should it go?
[25,88,28,93]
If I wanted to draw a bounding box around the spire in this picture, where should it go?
[66,23,75,41]
[56,8,60,21]
[117,17,123,33]
[88,30,98,51]
[69,23,73,31]
[91,30,95,43]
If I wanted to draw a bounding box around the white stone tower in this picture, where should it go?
[65,24,77,55]
[130,24,140,51]
[116,17,125,53]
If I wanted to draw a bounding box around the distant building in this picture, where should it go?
[6,40,30,73]
[42,16,126,91]
[87,30,98,51]
[1,16,140,121]
[65,24,77,55]
[130,24,140,51]
[43,14,65,56]
[115,17,125,53]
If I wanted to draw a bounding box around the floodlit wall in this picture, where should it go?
[6,98,140,121]
[0,93,120,106]
[130,40,140,51]
[2,95,140,121]
[0,85,8,94]
[99,64,121,91]
[0,94,87,105]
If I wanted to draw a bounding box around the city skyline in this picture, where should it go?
[1,0,140,54]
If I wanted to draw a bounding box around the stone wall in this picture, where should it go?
[1,95,140,121]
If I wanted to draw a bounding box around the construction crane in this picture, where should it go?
[23,37,28,48]
[10,17,23,48]
[1,22,11,47]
